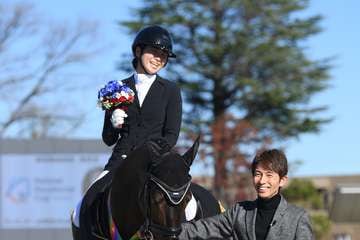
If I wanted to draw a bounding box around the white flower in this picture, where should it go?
[114,92,121,99]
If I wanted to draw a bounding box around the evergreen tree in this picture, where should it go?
[118,0,332,200]
[283,179,331,239]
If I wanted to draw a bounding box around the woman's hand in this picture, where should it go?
[110,109,128,128]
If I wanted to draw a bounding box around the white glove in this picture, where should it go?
[111,109,128,128]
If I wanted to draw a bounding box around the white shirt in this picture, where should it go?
[134,72,156,107]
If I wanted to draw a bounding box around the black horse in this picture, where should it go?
[76,138,222,240]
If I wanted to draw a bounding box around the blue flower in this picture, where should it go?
[97,80,135,110]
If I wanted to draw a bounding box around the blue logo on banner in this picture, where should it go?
[6,178,31,203]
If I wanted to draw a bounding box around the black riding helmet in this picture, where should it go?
[132,25,176,59]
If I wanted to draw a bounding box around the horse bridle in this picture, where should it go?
[140,173,192,240]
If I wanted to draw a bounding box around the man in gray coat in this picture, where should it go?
[179,149,313,240]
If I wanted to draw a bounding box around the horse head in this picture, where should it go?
[140,137,200,240]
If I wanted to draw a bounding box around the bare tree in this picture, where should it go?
[0,2,102,138]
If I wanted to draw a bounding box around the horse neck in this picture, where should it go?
[110,146,153,214]
[120,149,152,183]
[110,153,152,238]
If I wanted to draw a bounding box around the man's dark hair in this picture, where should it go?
[251,149,288,178]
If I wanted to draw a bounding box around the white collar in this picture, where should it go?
[134,72,156,85]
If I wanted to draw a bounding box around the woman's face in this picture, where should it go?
[136,46,168,74]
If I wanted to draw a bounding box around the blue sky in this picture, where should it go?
[9,1,360,177]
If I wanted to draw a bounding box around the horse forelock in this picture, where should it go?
[150,151,190,188]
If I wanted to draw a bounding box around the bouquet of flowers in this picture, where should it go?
[97,80,135,111]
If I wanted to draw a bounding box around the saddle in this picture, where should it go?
[185,192,218,221]
[189,182,224,220]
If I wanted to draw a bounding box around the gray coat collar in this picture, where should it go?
[266,196,288,239]
[245,195,288,240]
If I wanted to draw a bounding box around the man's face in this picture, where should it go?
[253,164,288,199]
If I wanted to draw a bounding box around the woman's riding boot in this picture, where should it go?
[71,220,80,240]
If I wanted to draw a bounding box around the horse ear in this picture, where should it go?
[182,136,200,167]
